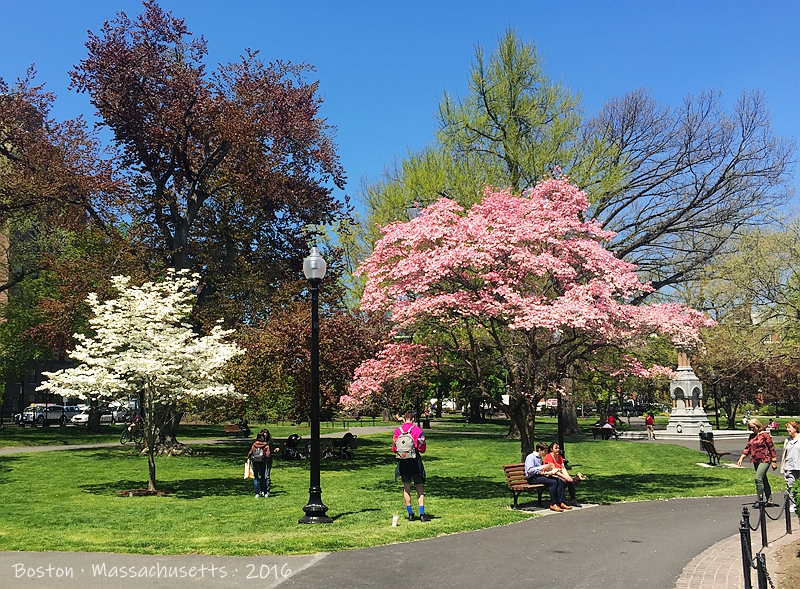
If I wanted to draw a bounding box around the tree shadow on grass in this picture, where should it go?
[0,455,24,479]
[369,475,510,500]
[81,477,247,499]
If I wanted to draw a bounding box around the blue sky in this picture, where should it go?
[1,0,798,205]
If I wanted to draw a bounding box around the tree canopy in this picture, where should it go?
[69,0,346,326]
[353,31,795,298]
[347,178,713,454]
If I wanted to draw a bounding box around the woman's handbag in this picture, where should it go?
[243,459,253,479]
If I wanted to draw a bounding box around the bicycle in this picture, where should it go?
[120,415,144,445]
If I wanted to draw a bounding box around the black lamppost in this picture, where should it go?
[551,329,565,458]
[299,247,333,524]
[711,372,720,430]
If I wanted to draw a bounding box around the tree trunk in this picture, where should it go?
[157,408,184,448]
[507,395,537,461]
[147,446,157,492]
[562,377,581,435]
[85,398,101,434]
[468,396,482,422]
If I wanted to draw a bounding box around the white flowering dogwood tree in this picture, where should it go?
[38,270,243,491]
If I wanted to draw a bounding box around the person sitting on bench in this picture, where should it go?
[524,442,568,512]
[544,441,581,506]
[602,420,620,440]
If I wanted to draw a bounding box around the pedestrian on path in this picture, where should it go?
[524,442,567,512]
[780,421,799,513]
[393,411,431,521]
[645,412,656,440]
[737,419,778,505]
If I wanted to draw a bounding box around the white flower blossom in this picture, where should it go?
[38,270,244,407]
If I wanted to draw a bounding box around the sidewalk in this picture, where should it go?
[0,425,397,455]
[676,504,797,589]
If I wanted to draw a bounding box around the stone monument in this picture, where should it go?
[665,351,714,435]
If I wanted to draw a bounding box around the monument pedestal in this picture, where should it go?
[666,352,714,436]
[666,408,714,435]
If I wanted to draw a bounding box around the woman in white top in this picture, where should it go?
[780,421,800,513]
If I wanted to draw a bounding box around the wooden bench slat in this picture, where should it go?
[503,463,546,508]
[224,424,243,437]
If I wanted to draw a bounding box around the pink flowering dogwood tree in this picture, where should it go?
[350,178,713,455]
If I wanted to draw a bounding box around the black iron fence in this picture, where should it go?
[739,496,794,589]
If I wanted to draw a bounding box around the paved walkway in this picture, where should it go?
[1,425,797,589]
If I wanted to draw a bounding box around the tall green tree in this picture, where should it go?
[687,227,800,424]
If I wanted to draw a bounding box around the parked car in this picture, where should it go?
[71,409,115,425]
[108,405,130,423]
[20,404,69,425]
[62,405,82,421]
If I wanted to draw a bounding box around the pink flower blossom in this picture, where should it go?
[350,179,714,408]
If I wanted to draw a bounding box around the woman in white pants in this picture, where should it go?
[780,421,800,513]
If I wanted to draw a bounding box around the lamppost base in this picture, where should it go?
[298,504,333,524]
[299,489,333,524]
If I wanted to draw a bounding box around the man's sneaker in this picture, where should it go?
[408,513,416,521]
[419,513,432,522]
[255,494,259,499]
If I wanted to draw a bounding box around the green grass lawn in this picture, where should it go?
[0,430,765,556]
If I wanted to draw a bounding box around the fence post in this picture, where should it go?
[741,508,753,589]
[758,502,768,548]
[755,553,767,589]
[786,493,793,535]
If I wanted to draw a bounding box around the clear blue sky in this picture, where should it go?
[1,0,798,206]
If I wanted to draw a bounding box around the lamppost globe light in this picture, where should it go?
[303,246,327,281]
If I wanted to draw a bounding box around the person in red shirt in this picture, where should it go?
[543,442,579,507]
[737,419,778,505]
[645,413,656,440]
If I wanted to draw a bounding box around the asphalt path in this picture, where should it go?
[280,495,761,589]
